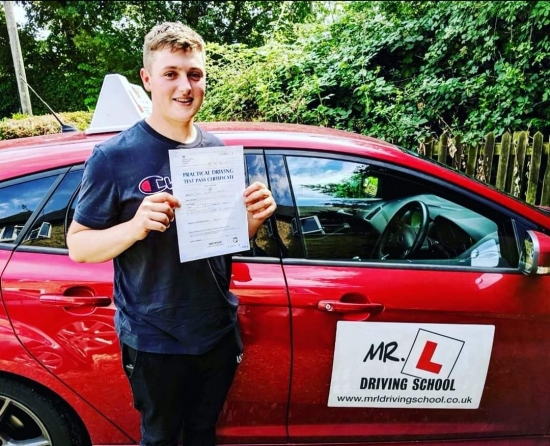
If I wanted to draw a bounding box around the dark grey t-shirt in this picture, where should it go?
[74,120,239,354]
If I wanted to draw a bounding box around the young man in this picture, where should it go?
[67,22,276,446]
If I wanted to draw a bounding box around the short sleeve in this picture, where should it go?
[73,147,120,229]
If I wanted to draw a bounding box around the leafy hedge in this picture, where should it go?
[199,1,550,149]
[0,111,92,140]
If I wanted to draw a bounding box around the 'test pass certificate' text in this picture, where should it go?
[169,145,250,262]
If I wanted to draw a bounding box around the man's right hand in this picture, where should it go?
[130,192,181,241]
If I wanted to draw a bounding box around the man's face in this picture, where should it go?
[140,47,206,125]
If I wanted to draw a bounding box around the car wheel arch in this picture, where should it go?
[0,363,134,444]
[0,371,92,445]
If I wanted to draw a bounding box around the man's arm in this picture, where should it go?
[244,182,277,238]
[67,192,180,263]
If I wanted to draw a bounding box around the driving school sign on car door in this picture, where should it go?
[328,322,494,409]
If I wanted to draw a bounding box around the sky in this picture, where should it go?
[13,3,26,24]
[2,2,27,24]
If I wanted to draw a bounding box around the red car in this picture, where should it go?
[0,121,549,446]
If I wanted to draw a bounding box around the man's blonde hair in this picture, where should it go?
[143,22,205,71]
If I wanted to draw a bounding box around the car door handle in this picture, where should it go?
[317,300,384,315]
[39,295,112,308]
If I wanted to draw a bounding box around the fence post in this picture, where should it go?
[452,135,463,171]
[541,134,550,206]
[505,132,518,193]
[526,132,543,205]
[437,133,448,165]
[424,138,434,160]
[511,131,528,198]
[481,132,495,184]
[466,143,479,178]
[496,132,511,192]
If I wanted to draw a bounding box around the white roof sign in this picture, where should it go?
[86,74,152,135]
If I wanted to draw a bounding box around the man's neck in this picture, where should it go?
[145,116,197,144]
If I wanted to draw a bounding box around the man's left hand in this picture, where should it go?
[244,182,276,237]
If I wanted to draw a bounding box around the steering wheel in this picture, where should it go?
[376,200,429,260]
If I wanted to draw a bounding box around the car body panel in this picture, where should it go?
[0,271,133,444]
[0,122,549,444]
[95,439,550,446]
[217,261,291,443]
[0,252,139,440]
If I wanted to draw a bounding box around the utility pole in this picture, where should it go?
[3,1,32,115]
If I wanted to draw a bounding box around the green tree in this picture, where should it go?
[5,1,314,115]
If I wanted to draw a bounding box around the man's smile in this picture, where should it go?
[174,97,193,104]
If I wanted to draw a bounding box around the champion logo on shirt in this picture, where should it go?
[139,175,173,195]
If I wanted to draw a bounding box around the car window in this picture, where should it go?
[284,155,514,268]
[0,175,58,244]
[244,154,279,257]
[266,154,304,258]
[22,170,83,249]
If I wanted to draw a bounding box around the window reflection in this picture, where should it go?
[287,157,380,260]
[266,155,303,258]
[0,176,58,244]
[22,170,83,249]
[283,156,507,267]
[244,155,278,257]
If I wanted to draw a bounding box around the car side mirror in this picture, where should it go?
[519,230,550,275]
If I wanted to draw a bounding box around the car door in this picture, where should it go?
[0,166,137,439]
[264,151,550,443]
[0,152,291,444]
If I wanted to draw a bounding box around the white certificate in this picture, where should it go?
[169,145,250,262]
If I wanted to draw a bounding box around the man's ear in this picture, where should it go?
[140,68,152,92]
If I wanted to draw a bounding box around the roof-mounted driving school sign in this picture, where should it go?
[328,322,494,409]
[86,74,152,135]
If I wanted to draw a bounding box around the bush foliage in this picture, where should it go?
[199,1,550,148]
[0,111,92,140]
[3,1,549,147]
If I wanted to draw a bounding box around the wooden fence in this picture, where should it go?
[419,131,550,207]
